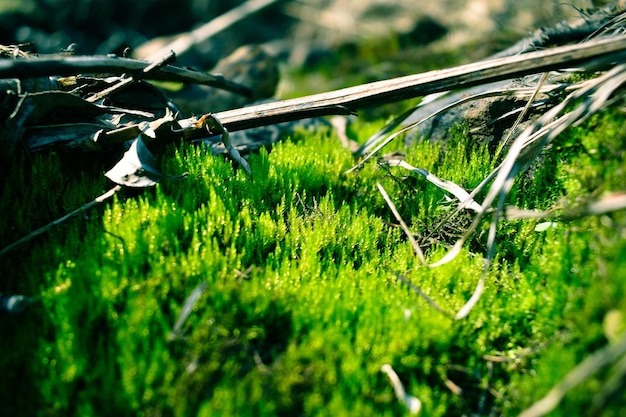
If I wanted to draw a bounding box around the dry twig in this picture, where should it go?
[0,186,122,257]
[180,35,626,138]
[0,55,253,96]
[139,0,283,62]
[518,334,626,417]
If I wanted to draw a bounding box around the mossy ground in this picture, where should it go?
[1,107,625,416]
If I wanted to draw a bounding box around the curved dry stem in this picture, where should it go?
[518,334,626,417]
[0,185,122,257]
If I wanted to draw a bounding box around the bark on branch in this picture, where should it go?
[182,35,626,139]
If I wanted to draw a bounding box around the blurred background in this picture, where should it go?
[0,0,613,95]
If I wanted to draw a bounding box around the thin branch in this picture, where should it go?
[140,0,283,62]
[518,334,626,417]
[0,185,122,257]
[380,364,422,415]
[494,71,551,159]
[86,51,177,103]
[0,56,253,96]
[179,35,626,138]
[376,183,426,264]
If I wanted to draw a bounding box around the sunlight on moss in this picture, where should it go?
[1,106,625,416]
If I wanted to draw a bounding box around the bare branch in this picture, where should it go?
[0,186,122,257]
[0,56,253,96]
[518,334,626,417]
[139,0,284,62]
[180,36,626,138]
[86,51,177,103]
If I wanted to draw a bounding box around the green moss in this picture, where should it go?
[1,106,625,416]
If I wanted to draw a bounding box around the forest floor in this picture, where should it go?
[1,1,626,416]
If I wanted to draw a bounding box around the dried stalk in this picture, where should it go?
[0,186,122,257]
[140,0,283,62]
[86,51,177,103]
[518,334,626,417]
[180,35,626,138]
[0,55,253,96]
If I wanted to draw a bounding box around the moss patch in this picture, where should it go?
[1,107,626,416]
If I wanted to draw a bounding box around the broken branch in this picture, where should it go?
[0,55,253,96]
[182,35,626,138]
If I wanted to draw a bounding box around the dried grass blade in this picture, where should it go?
[349,85,562,173]
[518,334,626,417]
[376,183,426,264]
[495,72,551,159]
[0,186,122,257]
[396,273,451,317]
[430,64,626,269]
[454,271,486,320]
[386,159,482,212]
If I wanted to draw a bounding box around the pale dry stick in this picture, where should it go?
[181,36,626,139]
[0,56,252,96]
[142,0,282,62]
[376,183,426,264]
[395,273,451,317]
[0,185,122,257]
[494,72,551,160]
[351,84,561,172]
[380,364,422,415]
[518,333,626,417]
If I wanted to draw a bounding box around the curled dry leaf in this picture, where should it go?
[386,159,482,212]
[105,132,187,187]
